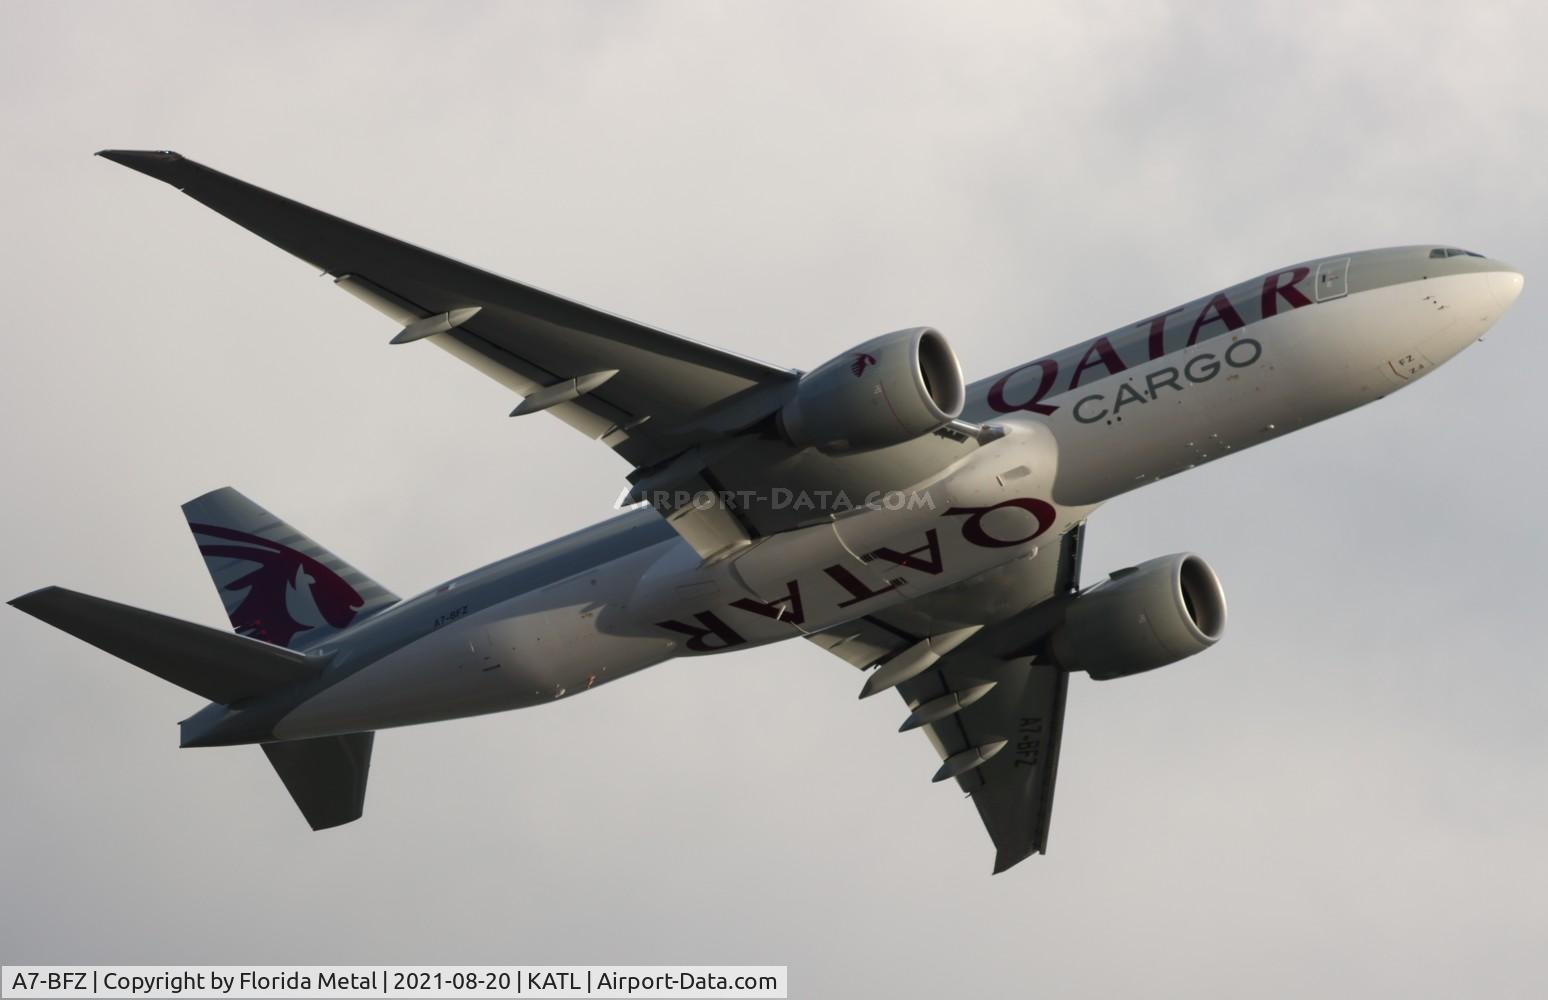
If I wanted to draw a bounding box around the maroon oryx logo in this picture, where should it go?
[850,353,878,377]
[190,523,365,648]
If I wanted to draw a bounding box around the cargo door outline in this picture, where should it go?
[1316,257,1350,301]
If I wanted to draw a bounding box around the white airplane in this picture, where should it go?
[11,151,1525,872]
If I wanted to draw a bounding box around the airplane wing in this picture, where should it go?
[807,524,1085,872]
[96,150,798,471]
[99,151,996,557]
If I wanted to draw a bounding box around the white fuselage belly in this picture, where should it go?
[273,268,1510,741]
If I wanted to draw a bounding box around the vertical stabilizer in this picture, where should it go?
[182,487,396,650]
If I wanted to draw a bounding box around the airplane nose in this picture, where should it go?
[1488,267,1524,311]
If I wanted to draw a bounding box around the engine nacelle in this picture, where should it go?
[1050,553,1227,681]
[779,327,964,454]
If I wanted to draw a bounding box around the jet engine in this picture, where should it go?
[779,327,964,454]
[1050,553,1227,680]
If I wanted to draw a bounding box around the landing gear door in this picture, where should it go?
[1315,257,1349,301]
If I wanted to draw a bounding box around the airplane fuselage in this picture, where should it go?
[180,245,1523,747]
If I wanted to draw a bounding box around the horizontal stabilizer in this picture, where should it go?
[262,732,374,830]
[10,586,319,704]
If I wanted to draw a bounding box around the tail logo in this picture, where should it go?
[189,523,364,648]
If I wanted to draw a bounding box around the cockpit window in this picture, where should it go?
[1430,247,1486,259]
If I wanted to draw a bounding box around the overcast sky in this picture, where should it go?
[2,2,1544,997]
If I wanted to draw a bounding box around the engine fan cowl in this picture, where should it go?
[1050,553,1227,681]
[780,327,964,454]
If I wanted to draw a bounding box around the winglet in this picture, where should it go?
[96,149,190,185]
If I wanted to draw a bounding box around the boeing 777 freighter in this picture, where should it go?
[11,151,1525,871]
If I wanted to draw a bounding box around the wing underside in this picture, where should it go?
[96,149,797,471]
[808,523,1085,871]
[98,150,1013,556]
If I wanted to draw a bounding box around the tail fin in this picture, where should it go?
[183,487,396,650]
[11,585,377,832]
